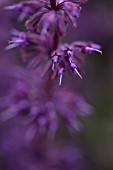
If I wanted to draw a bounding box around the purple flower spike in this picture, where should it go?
[5,0,102,84]
[4,0,101,141]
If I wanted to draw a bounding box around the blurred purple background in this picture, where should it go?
[0,0,113,170]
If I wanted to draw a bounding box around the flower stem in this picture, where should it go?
[50,0,56,10]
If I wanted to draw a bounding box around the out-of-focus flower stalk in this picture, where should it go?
[3,0,99,136]
[0,1,102,169]
[2,0,102,138]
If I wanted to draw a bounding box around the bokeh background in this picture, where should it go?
[0,0,113,170]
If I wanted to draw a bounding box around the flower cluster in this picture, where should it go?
[6,0,101,85]
[0,1,102,169]
[0,68,92,140]
[6,0,87,34]
[6,29,101,85]
[3,0,101,141]
[6,30,53,68]
[50,42,101,85]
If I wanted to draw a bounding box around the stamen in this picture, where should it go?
[59,73,63,86]
[58,67,64,85]
[4,4,22,10]
[52,55,58,71]
[68,54,82,79]
[93,48,102,54]
[5,43,19,50]
[4,5,17,10]
[74,68,82,79]
[85,47,102,54]
[52,63,55,71]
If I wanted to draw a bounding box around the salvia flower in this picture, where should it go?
[4,1,44,21]
[3,0,101,142]
[49,42,101,85]
[73,41,102,55]
[6,29,102,85]
[6,29,28,50]
[6,30,54,67]
[6,0,102,85]
[6,0,87,35]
